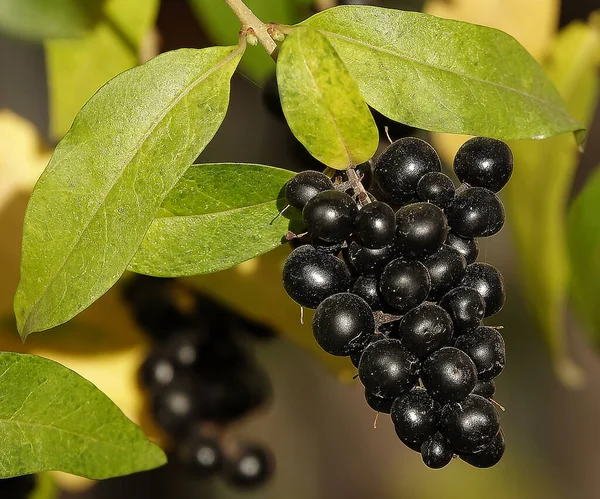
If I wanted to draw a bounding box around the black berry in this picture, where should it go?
[365,390,395,414]
[151,379,199,436]
[454,137,513,193]
[417,172,455,208]
[421,432,454,469]
[395,202,448,258]
[312,293,375,356]
[421,347,477,402]
[225,444,274,488]
[282,245,351,308]
[455,326,506,380]
[439,286,486,332]
[351,275,382,310]
[346,240,396,276]
[460,429,506,468]
[446,187,505,238]
[177,435,223,476]
[391,387,440,447]
[461,263,505,317]
[355,201,396,249]
[379,259,431,313]
[358,338,420,398]
[422,245,467,300]
[472,380,496,399]
[373,137,442,203]
[440,394,500,453]
[303,190,358,243]
[285,171,333,211]
[445,232,479,264]
[139,352,177,391]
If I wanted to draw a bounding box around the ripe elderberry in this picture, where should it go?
[395,202,448,259]
[421,432,454,469]
[417,171,456,208]
[439,286,486,332]
[282,245,351,308]
[445,232,479,264]
[461,262,505,317]
[312,293,375,356]
[151,379,199,436]
[355,201,396,249]
[303,190,357,243]
[351,275,382,310]
[177,435,224,476]
[391,387,440,448]
[365,390,395,414]
[455,326,506,380]
[422,245,467,300]
[460,429,506,468]
[421,347,477,403]
[379,258,431,313]
[285,171,333,210]
[472,380,496,399]
[454,137,513,193]
[346,239,396,276]
[446,187,505,238]
[225,444,275,489]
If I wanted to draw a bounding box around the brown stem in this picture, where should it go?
[222,0,277,56]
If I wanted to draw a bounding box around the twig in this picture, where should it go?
[222,0,277,56]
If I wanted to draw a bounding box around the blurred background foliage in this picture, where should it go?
[1,0,600,498]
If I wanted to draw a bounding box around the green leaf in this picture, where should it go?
[0,0,104,41]
[45,0,160,139]
[303,5,583,141]
[569,164,600,345]
[129,163,297,277]
[277,27,378,170]
[503,18,600,385]
[0,352,166,479]
[15,45,244,338]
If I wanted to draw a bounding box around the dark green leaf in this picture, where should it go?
[15,45,243,338]
[277,27,378,169]
[0,0,105,41]
[0,352,166,479]
[129,163,296,277]
[303,5,582,141]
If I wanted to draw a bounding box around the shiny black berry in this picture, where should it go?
[422,245,467,300]
[358,338,420,398]
[177,435,223,476]
[303,190,358,243]
[472,380,496,399]
[351,275,382,310]
[454,137,513,193]
[391,387,440,447]
[355,202,396,249]
[312,237,344,255]
[392,303,453,359]
[455,326,506,381]
[225,444,275,488]
[285,171,333,211]
[460,429,506,468]
[439,286,486,332]
[312,293,375,356]
[440,394,500,453]
[417,172,455,208]
[446,187,505,238]
[346,240,396,276]
[365,390,395,414]
[139,352,177,391]
[421,347,477,402]
[373,137,442,203]
[151,379,199,436]
[395,202,448,258]
[379,259,431,313]
[445,232,479,264]
[461,263,505,317]
[282,245,351,308]
[421,432,454,469]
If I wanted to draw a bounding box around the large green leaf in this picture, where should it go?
[15,46,244,339]
[45,0,160,139]
[303,5,582,141]
[129,163,297,277]
[0,352,165,479]
[504,18,600,385]
[277,27,378,170]
[0,0,104,41]
[569,165,600,345]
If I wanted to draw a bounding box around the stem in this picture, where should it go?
[346,167,371,207]
[222,0,277,56]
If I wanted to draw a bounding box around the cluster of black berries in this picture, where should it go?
[0,475,36,498]
[124,276,275,488]
[281,136,512,469]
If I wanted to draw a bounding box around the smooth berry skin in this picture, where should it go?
[303,190,358,243]
[421,347,477,403]
[446,187,505,238]
[460,429,506,468]
[421,432,454,469]
[391,387,441,447]
[396,202,448,259]
[358,338,420,399]
[282,245,351,308]
[177,436,223,476]
[445,232,479,264]
[225,444,275,489]
[461,263,505,317]
[392,303,453,359]
[285,171,333,210]
[151,379,199,436]
[365,390,395,414]
[139,352,177,391]
[440,394,500,453]
[350,333,388,368]
[439,286,486,332]
[422,245,467,300]
[379,259,431,313]
[355,202,397,249]
[455,326,506,381]
[312,293,375,356]
[351,275,382,310]
[346,240,396,276]
[472,380,496,399]
[417,172,456,208]
[373,137,442,202]
[454,137,513,193]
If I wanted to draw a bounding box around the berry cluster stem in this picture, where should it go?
[346,167,372,207]
[222,0,278,56]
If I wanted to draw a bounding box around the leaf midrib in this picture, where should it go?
[156,198,283,220]
[20,46,241,334]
